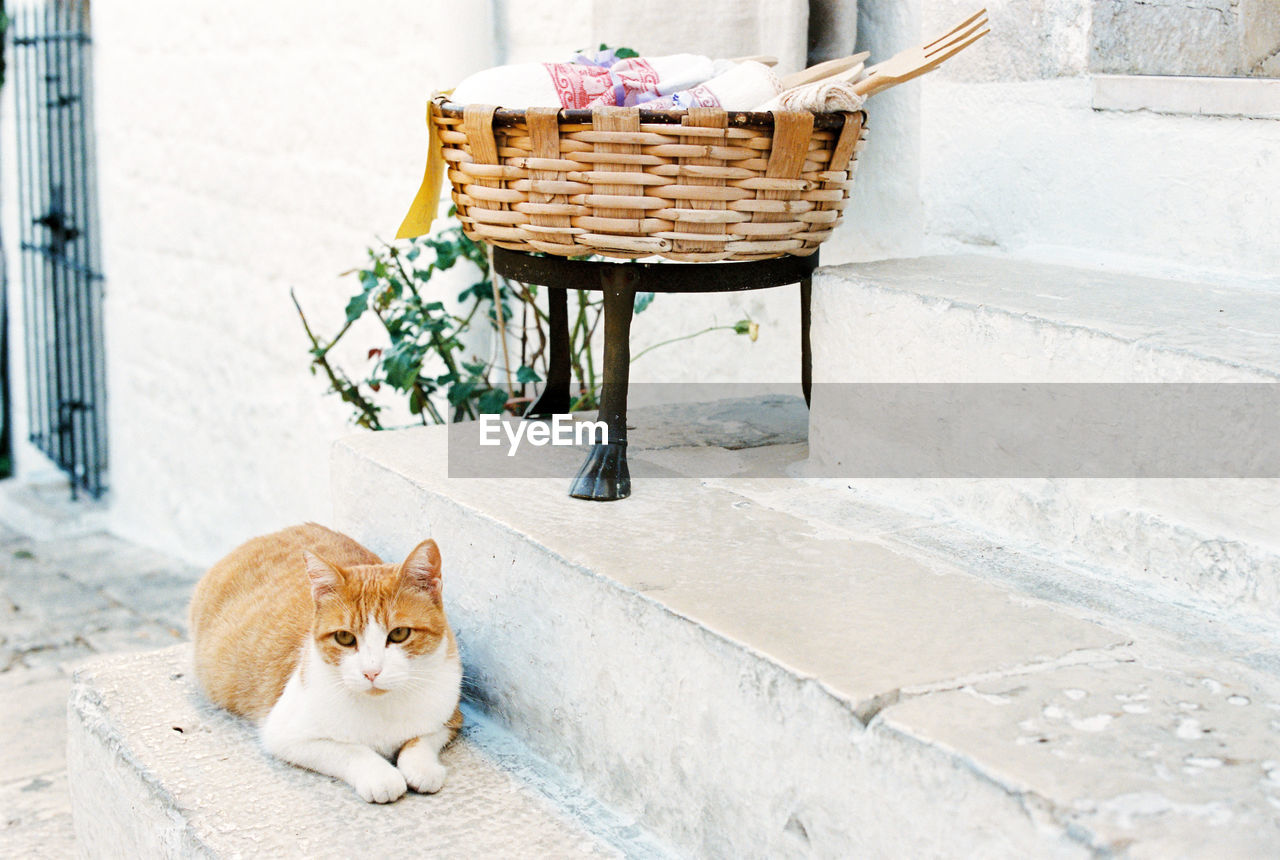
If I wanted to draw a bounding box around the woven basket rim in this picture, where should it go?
[434,99,860,131]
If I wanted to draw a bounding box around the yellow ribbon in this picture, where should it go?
[395,98,447,240]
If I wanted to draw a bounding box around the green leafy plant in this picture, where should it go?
[294,221,758,430]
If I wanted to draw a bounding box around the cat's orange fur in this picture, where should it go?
[189,523,464,801]
[190,523,380,718]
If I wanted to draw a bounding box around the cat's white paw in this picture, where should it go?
[350,758,407,804]
[398,744,448,794]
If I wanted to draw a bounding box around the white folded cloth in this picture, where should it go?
[451,54,725,109]
[753,78,866,112]
[641,61,781,110]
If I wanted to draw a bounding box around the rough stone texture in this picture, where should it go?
[1091,0,1280,77]
[0,525,201,857]
[809,256,1280,624]
[0,667,78,860]
[0,528,198,675]
[925,0,1091,81]
[68,647,626,858]
[333,419,1280,856]
[917,78,1280,278]
[335,427,1280,854]
[1092,74,1280,120]
[884,648,1280,856]
[826,2,1280,275]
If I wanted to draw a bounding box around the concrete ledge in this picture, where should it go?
[333,422,1280,856]
[67,646,645,858]
[809,255,1280,622]
[1092,75,1280,121]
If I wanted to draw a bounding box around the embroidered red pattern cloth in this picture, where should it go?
[542,58,664,109]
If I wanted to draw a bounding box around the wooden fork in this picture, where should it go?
[780,51,871,90]
[852,9,988,98]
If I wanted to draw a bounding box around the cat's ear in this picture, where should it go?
[303,551,345,602]
[400,539,442,601]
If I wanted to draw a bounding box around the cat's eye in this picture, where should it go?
[387,627,411,644]
[333,630,356,647]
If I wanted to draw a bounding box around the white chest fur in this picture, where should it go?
[261,637,461,760]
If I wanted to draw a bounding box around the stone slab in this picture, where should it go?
[339,425,1124,715]
[1093,74,1280,121]
[817,255,1280,380]
[68,646,642,859]
[0,768,78,860]
[333,426,1141,856]
[808,256,1280,625]
[0,670,74,784]
[335,416,1280,856]
[881,646,1280,856]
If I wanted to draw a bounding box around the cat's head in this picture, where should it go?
[302,539,450,696]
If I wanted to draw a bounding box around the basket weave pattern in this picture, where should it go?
[433,102,868,262]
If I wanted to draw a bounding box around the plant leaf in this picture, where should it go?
[345,293,368,323]
[516,365,541,384]
[383,341,424,389]
[633,291,655,314]
[447,379,477,406]
[478,388,509,414]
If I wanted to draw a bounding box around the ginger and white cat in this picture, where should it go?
[189,523,463,803]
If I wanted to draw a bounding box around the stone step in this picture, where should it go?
[67,646,668,858]
[332,419,1280,857]
[809,254,1280,623]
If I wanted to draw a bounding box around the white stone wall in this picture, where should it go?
[0,0,810,563]
[87,0,498,564]
[824,0,1280,276]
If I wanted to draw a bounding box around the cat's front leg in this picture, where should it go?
[396,708,463,794]
[264,732,407,803]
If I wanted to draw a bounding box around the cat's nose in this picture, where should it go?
[363,669,381,683]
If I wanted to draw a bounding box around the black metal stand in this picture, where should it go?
[492,248,820,501]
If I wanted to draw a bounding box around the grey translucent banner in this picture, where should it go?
[445,384,1280,479]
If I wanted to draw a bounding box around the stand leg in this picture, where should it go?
[800,276,813,408]
[570,269,636,500]
[523,287,571,418]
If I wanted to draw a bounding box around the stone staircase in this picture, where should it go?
[808,255,1280,628]
[68,255,1280,857]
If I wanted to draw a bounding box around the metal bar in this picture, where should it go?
[78,0,108,496]
[22,3,47,451]
[800,276,813,408]
[569,268,636,501]
[37,3,60,463]
[55,0,81,491]
[66,0,91,493]
[46,0,74,488]
[11,1,107,497]
[17,242,101,279]
[17,5,44,450]
[12,33,92,44]
[522,288,571,417]
[492,246,819,294]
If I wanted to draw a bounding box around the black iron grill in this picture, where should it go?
[11,0,106,498]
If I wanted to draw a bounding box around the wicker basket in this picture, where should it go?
[432,100,867,263]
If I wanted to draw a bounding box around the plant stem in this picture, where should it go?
[578,290,596,399]
[291,289,382,430]
[631,325,736,362]
[488,248,514,396]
